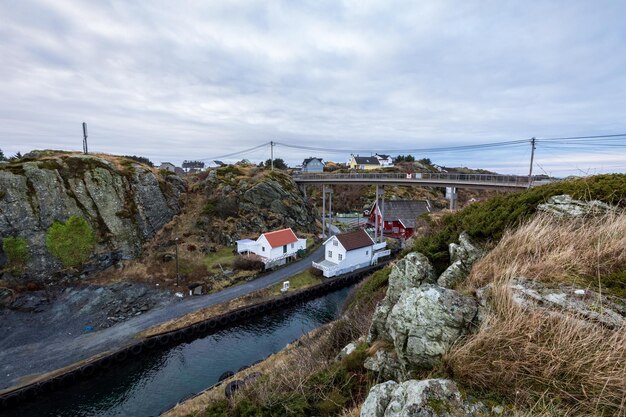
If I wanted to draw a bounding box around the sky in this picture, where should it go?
[1,0,625,176]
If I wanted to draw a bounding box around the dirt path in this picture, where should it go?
[0,246,324,391]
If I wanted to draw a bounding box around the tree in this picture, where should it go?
[46,216,96,268]
[0,149,5,161]
[395,154,415,163]
[123,155,154,167]
[264,158,287,170]
[2,237,29,272]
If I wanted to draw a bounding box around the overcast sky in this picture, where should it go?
[1,0,625,176]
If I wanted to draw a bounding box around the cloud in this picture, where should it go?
[0,0,624,175]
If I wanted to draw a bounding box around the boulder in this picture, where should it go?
[363,349,404,381]
[336,342,358,361]
[479,278,626,329]
[538,194,615,218]
[386,285,478,370]
[369,253,436,342]
[360,379,487,417]
[437,232,483,289]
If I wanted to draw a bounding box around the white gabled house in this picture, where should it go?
[312,230,390,278]
[236,228,307,269]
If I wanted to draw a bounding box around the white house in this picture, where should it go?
[236,228,307,269]
[159,162,176,172]
[312,229,390,278]
[375,154,394,167]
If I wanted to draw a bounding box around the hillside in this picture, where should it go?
[181,174,626,417]
[0,151,185,286]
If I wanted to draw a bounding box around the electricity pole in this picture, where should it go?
[175,237,180,286]
[82,122,88,154]
[270,141,274,171]
[528,137,536,187]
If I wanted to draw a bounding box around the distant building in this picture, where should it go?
[213,160,226,166]
[159,162,176,173]
[375,154,394,167]
[349,155,380,170]
[312,230,390,278]
[367,200,432,239]
[236,228,307,269]
[182,160,206,172]
[302,157,325,173]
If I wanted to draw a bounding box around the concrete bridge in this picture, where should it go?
[292,172,530,191]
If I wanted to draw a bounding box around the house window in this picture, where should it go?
[328,250,332,258]
[338,254,343,261]
[366,250,369,255]
[291,243,294,248]
[262,246,265,252]
[333,240,338,247]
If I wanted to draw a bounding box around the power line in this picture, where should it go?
[196,142,270,161]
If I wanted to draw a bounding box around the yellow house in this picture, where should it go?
[349,155,381,170]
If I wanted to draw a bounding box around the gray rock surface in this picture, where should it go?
[363,349,404,381]
[437,232,483,289]
[478,278,626,329]
[386,285,478,370]
[538,194,615,218]
[369,253,436,342]
[360,379,487,417]
[0,155,183,283]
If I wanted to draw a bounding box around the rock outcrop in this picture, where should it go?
[386,285,478,371]
[437,232,483,289]
[368,252,478,375]
[369,253,436,342]
[0,154,184,283]
[538,194,615,218]
[360,379,487,417]
[478,278,626,329]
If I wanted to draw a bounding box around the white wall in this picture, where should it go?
[324,236,372,267]
[254,234,305,260]
[325,236,347,263]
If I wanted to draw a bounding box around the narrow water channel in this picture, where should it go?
[4,286,352,417]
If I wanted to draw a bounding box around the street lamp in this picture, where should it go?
[175,237,180,286]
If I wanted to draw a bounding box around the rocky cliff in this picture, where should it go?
[0,152,185,283]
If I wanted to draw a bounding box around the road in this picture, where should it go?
[0,246,324,392]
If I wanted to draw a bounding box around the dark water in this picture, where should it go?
[4,287,352,417]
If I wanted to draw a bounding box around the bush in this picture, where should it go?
[234,256,264,271]
[2,236,29,272]
[46,216,96,268]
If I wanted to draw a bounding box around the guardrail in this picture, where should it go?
[292,172,530,188]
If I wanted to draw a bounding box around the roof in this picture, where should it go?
[335,229,374,251]
[261,228,299,248]
[375,154,390,159]
[353,156,380,165]
[213,160,225,166]
[303,157,324,165]
[374,200,431,229]
[236,239,255,244]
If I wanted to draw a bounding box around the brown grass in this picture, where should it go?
[448,212,626,416]
[467,212,626,293]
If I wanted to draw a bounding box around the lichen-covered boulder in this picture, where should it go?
[537,194,615,218]
[363,349,404,381]
[360,379,487,417]
[437,232,483,289]
[386,285,478,370]
[369,253,436,342]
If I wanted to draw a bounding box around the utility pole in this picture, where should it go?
[380,186,385,243]
[322,185,326,238]
[374,185,379,242]
[528,137,536,187]
[270,141,274,171]
[175,237,180,286]
[82,122,88,154]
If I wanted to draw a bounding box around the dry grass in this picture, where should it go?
[467,212,626,294]
[448,212,626,416]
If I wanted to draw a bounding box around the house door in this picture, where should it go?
[283,245,287,254]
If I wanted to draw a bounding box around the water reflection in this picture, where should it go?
[4,287,351,417]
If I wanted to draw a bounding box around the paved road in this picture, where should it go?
[0,246,324,391]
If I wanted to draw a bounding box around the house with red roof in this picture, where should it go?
[236,228,307,269]
[312,229,390,278]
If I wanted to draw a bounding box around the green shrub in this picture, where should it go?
[348,268,391,308]
[46,216,96,268]
[203,399,230,416]
[2,236,29,272]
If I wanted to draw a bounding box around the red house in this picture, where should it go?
[367,200,432,239]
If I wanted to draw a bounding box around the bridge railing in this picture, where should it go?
[292,172,530,186]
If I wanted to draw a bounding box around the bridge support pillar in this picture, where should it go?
[328,186,333,237]
[374,185,379,242]
[380,185,385,243]
[446,187,458,210]
[322,185,326,238]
